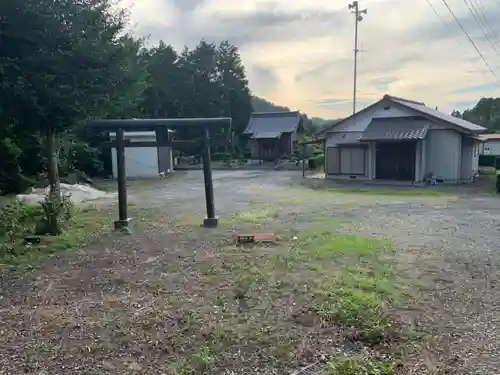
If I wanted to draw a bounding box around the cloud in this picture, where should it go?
[123,0,500,117]
[451,99,479,112]
[171,0,206,12]
[247,65,280,95]
[450,82,500,95]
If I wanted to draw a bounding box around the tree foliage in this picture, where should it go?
[0,0,253,195]
[452,97,500,132]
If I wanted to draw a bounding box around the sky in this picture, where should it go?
[121,0,500,118]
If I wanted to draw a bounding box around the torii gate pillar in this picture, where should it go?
[88,117,231,229]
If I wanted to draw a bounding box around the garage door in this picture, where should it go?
[340,147,365,175]
[326,147,340,174]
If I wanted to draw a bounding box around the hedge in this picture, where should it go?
[479,155,500,168]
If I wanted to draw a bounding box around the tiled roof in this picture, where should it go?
[360,117,430,141]
[243,111,301,135]
[251,131,283,139]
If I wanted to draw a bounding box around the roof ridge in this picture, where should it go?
[384,94,425,106]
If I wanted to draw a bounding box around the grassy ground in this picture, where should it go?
[0,201,154,270]
[0,205,116,269]
[0,204,420,375]
[157,209,416,374]
[0,176,185,270]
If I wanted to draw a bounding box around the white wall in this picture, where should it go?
[325,132,364,147]
[329,99,416,133]
[482,140,500,155]
[425,130,462,182]
[110,132,159,179]
[111,147,159,179]
[472,142,479,172]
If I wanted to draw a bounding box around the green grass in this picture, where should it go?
[282,226,402,341]
[232,208,280,222]
[167,219,411,373]
[328,356,397,375]
[0,206,115,269]
[175,208,281,229]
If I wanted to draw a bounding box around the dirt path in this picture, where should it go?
[2,171,500,374]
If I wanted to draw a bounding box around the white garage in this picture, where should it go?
[110,131,165,179]
[320,94,485,183]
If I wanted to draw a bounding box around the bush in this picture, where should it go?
[308,154,324,170]
[211,152,231,161]
[0,200,43,252]
[479,155,498,168]
[37,194,75,236]
[0,194,75,257]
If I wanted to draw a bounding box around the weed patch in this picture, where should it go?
[159,220,412,373]
[328,355,398,375]
[0,202,115,269]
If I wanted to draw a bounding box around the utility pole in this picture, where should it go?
[348,1,367,115]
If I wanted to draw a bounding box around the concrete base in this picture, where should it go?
[114,218,132,231]
[203,217,219,228]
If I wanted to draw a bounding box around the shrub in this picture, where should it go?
[0,193,75,256]
[308,154,324,170]
[211,152,231,161]
[0,200,43,253]
[37,193,75,236]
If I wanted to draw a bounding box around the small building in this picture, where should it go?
[321,94,486,183]
[480,134,500,155]
[243,111,305,161]
[110,131,173,179]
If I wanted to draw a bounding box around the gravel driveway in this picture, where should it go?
[3,170,500,374]
[124,170,500,373]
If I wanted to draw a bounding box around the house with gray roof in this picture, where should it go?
[243,111,305,161]
[321,94,486,183]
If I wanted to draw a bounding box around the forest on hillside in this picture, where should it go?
[452,98,500,132]
[0,0,302,195]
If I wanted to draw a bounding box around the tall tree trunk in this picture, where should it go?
[47,126,60,200]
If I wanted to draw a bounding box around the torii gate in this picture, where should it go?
[88,117,231,229]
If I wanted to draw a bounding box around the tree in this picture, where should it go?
[0,0,145,202]
[459,98,500,131]
[216,41,253,145]
[251,96,291,112]
[141,42,182,119]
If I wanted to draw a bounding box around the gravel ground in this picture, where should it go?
[2,170,500,374]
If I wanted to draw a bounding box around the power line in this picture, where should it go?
[463,0,500,56]
[439,0,499,82]
[424,0,490,78]
[470,0,500,51]
[425,0,463,48]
